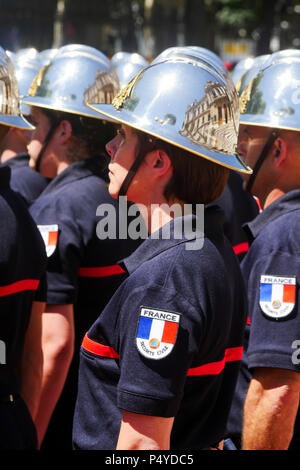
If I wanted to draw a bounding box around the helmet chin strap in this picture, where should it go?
[245,129,278,194]
[117,134,158,199]
[34,122,60,173]
[117,149,146,198]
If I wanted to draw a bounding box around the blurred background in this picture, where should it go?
[0,0,299,67]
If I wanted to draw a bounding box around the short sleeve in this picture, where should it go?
[31,202,85,305]
[116,283,203,417]
[247,251,300,372]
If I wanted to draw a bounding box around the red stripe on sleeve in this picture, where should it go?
[187,346,243,377]
[78,265,126,278]
[0,279,40,297]
[233,242,249,256]
[82,334,120,359]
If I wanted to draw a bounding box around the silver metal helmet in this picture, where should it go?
[235,54,270,97]
[21,45,120,120]
[13,57,41,116]
[112,52,148,88]
[38,48,58,66]
[111,51,148,68]
[87,57,252,174]
[153,46,226,73]
[263,48,300,68]
[15,47,39,63]
[5,50,16,65]
[152,46,240,130]
[0,47,34,130]
[231,57,255,85]
[239,55,300,131]
[55,44,110,68]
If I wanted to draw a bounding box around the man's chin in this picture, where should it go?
[28,157,36,171]
[108,185,119,200]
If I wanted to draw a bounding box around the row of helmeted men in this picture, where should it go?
[0,42,300,450]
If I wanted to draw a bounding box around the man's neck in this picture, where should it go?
[137,198,185,235]
[56,160,70,176]
[263,188,286,209]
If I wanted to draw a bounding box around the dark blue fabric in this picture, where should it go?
[29,157,142,449]
[73,208,247,450]
[226,190,300,449]
[2,153,49,206]
[0,165,47,449]
[0,397,38,450]
[211,171,259,262]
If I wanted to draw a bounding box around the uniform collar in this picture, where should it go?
[3,152,29,168]
[0,165,11,188]
[40,156,108,196]
[245,189,300,240]
[123,206,224,275]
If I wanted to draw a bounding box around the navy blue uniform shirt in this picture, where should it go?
[2,153,49,206]
[73,207,247,450]
[29,156,142,449]
[226,190,300,449]
[212,171,259,262]
[29,156,141,336]
[0,165,47,396]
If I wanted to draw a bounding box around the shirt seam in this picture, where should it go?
[118,388,170,402]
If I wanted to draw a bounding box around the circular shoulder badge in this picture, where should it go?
[136,306,180,360]
[259,275,296,319]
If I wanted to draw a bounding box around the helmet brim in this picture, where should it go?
[21,96,118,123]
[0,114,34,130]
[88,102,252,175]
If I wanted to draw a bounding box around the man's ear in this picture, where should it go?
[58,120,73,143]
[273,137,288,168]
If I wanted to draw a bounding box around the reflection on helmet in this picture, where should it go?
[0,46,34,130]
[152,46,239,133]
[239,54,300,132]
[235,54,270,97]
[14,58,41,116]
[111,52,148,88]
[87,57,252,174]
[231,57,255,85]
[21,45,120,121]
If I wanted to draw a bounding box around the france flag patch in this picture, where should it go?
[136,306,180,360]
[259,275,296,319]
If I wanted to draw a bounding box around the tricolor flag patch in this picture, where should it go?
[37,224,59,257]
[136,307,180,360]
[259,275,296,319]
